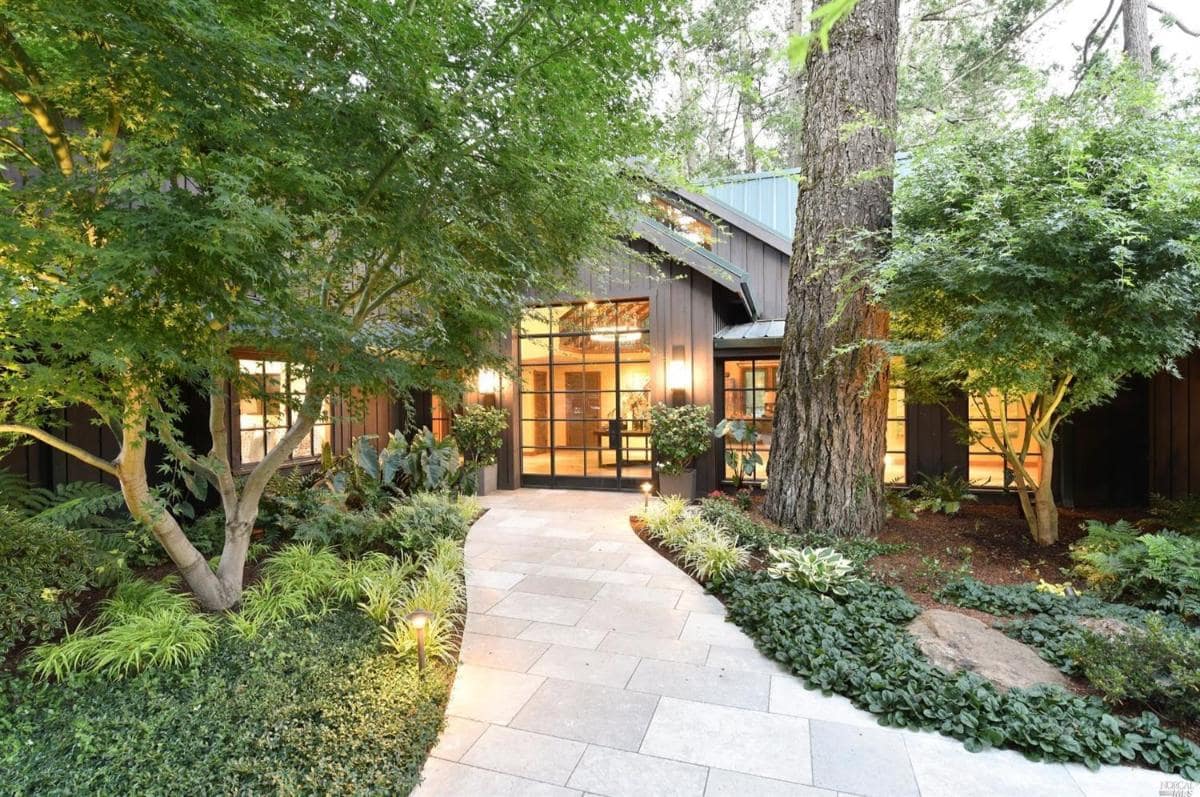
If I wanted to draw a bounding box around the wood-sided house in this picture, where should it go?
[4,170,1197,506]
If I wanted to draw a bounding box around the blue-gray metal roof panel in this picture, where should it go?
[714,318,786,347]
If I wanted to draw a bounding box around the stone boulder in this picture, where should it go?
[907,609,1070,692]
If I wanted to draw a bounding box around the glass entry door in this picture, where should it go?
[518,300,652,489]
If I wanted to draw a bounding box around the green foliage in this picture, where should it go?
[649,403,712,475]
[697,496,791,551]
[713,418,763,487]
[912,470,977,515]
[396,428,465,493]
[0,0,683,597]
[0,509,99,658]
[766,546,858,596]
[885,488,919,520]
[384,492,472,558]
[1066,617,1200,728]
[451,404,508,467]
[679,528,749,586]
[291,503,388,556]
[881,75,1200,536]
[1,610,451,794]
[936,576,1152,623]
[1145,493,1200,537]
[721,572,1200,778]
[30,578,215,680]
[1070,520,1200,618]
[638,498,746,585]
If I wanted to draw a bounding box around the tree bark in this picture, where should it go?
[764,0,898,537]
[1122,0,1152,73]
[782,0,808,167]
[1030,437,1059,545]
[114,411,237,610]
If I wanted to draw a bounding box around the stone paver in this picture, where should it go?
[415,488,1172,797]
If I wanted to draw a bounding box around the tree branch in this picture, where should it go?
[0,423,119,477]
[0,22,73,176]
[1148,2,1199,36]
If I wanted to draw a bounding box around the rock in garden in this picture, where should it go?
[1075,617,1133,639]
[907,609,1070,691]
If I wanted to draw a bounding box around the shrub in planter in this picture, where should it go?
[451,404,507,468]
[650,403,711,498]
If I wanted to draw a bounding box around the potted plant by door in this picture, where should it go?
[451,404,508,495]
[649,402,712,500]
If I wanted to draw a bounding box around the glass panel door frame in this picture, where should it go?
[517,299,651,490]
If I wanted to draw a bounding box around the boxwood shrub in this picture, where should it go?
[720,572,1200,779]
[0,609,451,794]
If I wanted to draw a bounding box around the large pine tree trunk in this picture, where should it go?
[1122,0,1152,73]
[764,0,898,537]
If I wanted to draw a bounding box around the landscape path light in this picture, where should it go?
[405,610,432,673]
[641,481,653,510]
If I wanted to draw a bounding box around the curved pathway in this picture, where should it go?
[416,489,1170,797]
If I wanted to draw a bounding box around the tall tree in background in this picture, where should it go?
[764,0,898,536]
[1123,0,1152,71]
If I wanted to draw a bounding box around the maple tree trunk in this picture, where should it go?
[1122,0,1152,74]
[1028,438,1059,546]
[764,0,898,537]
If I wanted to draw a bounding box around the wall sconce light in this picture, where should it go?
[641,481,653,509]
[477,368,501,396]
[666,345,688,406]
[405,609,432,673]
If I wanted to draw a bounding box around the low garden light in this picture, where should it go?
[641,481,653,509]
[405,610,433,673]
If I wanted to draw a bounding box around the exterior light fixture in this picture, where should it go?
[641,481,653,509]
[477,368,501,396]
[667,345,688,406]
[405,610,433,673]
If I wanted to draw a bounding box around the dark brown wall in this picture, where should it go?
[1149,350,1200,499]
[905,397,969,484]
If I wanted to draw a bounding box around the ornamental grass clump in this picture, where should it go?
[30,577,216,680]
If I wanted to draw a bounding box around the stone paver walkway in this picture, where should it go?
[415,489,1173,797]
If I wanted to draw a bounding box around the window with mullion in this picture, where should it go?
[720,358,778,483]
[236,358,331,466]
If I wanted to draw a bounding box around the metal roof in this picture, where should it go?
[714,318,786,348]
[698,156,911,241]
[699,170,800,240]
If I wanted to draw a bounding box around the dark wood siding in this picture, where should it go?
[905,397,968,484]
[1149,351,1200,499]
[709,223,790,319]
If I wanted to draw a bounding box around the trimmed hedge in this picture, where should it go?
[721,572,1200,779]
[0,610,451,794]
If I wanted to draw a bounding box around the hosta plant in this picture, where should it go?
[766,546,858,596]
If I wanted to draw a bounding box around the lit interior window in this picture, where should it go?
[968,390,1043,488]
[720,358,777,483]
[885,380,907,485]
[650,197,715,249]
[237,358,332,465]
